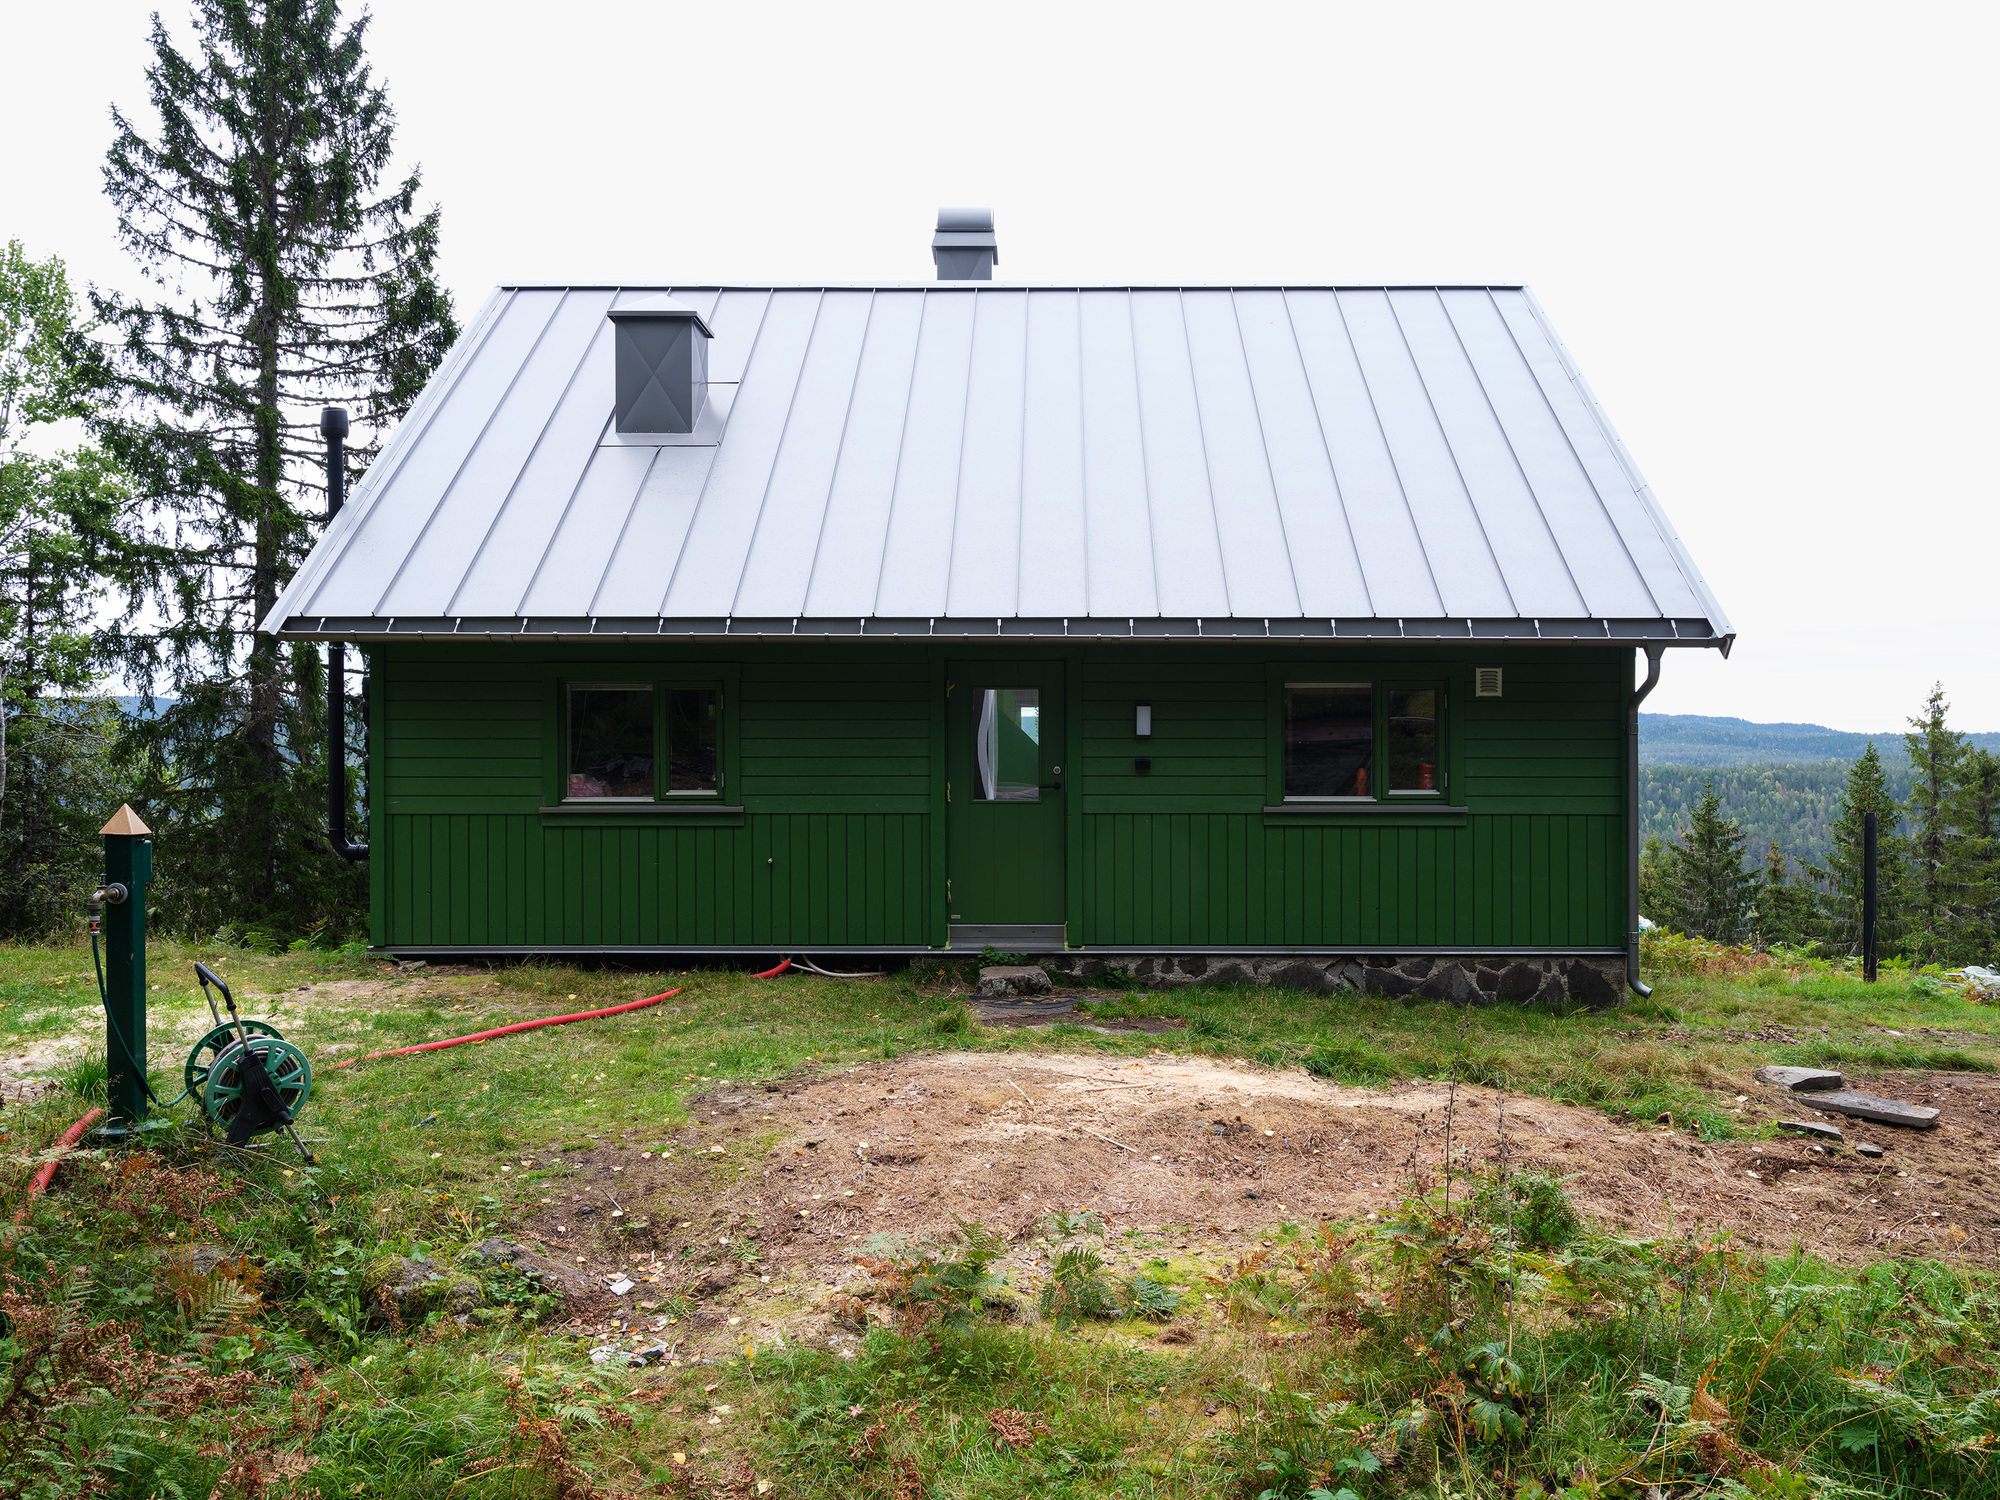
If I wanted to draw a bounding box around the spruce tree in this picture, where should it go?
[1947,745,1999,962]
[1902,684,1983,966]
[1749,841,1815,949]
[0,240,129,898]
[1659,783,1756,942]
[1638,832,1669,922]
[92,0,456,936]
[1812,743,1906,957]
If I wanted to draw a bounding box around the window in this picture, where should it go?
[666,688,719,792]
[1280,680,1445,801]
[1284,684,1374,798]
[974,687,1041,801]
[567,685,653,799]
[565,681,722,801]
[1386,687,1438,794]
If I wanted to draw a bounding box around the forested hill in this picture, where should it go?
[1639,713,2000,767]
[1637,714,2000,871]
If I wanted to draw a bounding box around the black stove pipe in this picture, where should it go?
[1626,643,1665,997]
[323,407,367,862]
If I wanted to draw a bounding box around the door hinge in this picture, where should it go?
[946,781,950,802]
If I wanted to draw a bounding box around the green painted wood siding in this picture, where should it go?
[371,644,1628,951]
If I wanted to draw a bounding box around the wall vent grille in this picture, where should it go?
[1475,667,1503,698]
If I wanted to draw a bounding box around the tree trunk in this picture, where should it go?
[244,69,286,912]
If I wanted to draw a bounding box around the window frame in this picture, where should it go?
[1268,674,1450,805]
[552,670,734,806]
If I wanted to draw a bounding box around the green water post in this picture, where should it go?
[98,804,152,1132]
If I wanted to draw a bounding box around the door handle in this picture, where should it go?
[1038,782,1063,791]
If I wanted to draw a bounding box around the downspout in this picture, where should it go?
[1626,643,1665,997]
[323,407,367,862]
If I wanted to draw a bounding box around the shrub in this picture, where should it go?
[1473,1168,1582,1251]
[852,1217,1009,1334]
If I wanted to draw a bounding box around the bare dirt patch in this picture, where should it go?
[707,1052,2000,1271]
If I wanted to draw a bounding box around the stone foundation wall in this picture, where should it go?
[1042,953,1627,1010]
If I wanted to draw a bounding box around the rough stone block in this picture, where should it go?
[1396,956,1436,979]
[1805,1092,1941,1129]
[1268,960,1333,994]
[1497,962,1544,1001]
[1855,1142,1885,1159]
[1777,1119,1843,1141]
[1363,965,1422,997]
[1754,1065,1845,1092]
[1565,961,1619,1010]
[1178,955,1210,978]
[1419,963,1484,1005]
[978,965,1053,997]
[466,1238,596,1297]
[1475,967,1500,993]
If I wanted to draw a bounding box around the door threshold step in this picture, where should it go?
[950,923,1067,951]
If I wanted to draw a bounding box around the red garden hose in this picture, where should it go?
[335,989,682,1067]
[14,1107,106,1221]
[753,959,792,978]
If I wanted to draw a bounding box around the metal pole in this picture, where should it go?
[100,804,152,1131]
[1626,644,1665,998]
[322,407,366,862]
[1862,809,1879,983]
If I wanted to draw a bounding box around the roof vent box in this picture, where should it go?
[609,297,713,434]
[932,207,997,281]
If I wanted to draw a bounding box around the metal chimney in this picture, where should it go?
[932,207,997,281]
[609,295,713,433]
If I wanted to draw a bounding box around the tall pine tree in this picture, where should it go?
[93,0,455,936]
[1749,841,1815,949]
[1902,684,1983,966]
[0,241,131,933]
[1957,747,2000,960]
[1896,680,1976,964]
[1811,742,1906,957]
[1659,783,1756,942]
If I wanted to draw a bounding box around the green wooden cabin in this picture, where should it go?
[268,227,1730,995]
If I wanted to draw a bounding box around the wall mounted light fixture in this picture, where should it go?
[1135,703,1152,737]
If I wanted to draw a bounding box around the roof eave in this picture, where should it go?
[271,615,1733,648]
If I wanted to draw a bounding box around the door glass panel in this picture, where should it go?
[1284,683,1373,798]
[568,685,654,799]
[974,688,1041,801]
[1387,688,1439,792]
[666,688,718,792]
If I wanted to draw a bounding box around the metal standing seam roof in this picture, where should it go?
[264,283,1732,648]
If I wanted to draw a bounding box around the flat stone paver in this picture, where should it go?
[1755,1065,1845,1092]
[1806,1091,1941,1129]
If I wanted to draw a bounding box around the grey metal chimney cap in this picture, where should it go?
[933,206,998,280]
[607,294,714,338]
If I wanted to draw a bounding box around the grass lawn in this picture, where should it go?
[3,937,1998,1498]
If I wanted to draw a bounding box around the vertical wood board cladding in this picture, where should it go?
[373,643,1629,949]
[1077,812,1618,947]
[387,812,928,946]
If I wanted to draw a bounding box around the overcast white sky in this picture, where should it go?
[4,0,1994,732]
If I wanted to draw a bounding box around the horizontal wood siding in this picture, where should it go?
[373,643,1628,951]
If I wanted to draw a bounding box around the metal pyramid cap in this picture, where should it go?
[100,804,151,836]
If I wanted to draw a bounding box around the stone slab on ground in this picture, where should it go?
[1805,1092,1941,1129]
[1856,1142,1885,1158]
[978,965,1052,996]
[1755,1065,1845,1092]
[466,1237,597,1296]
[1776,1119,1843,1141]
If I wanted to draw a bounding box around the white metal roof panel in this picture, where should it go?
[266,281,1732,646]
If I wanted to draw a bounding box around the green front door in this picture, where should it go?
[947,661,1065,939]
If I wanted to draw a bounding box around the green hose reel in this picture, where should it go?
[192,963,315,1161]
